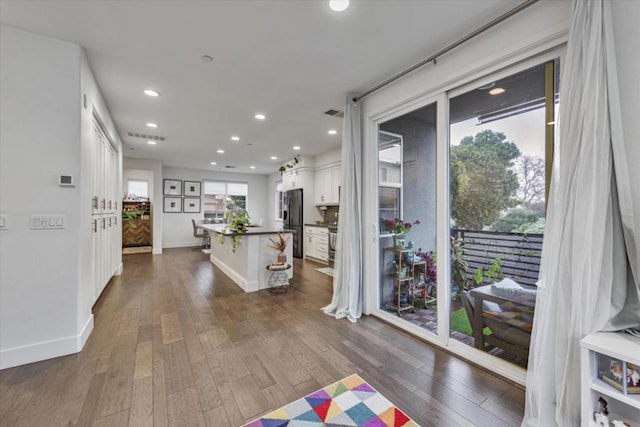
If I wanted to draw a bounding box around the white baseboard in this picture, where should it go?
[209,254,258,292]
[114,262,124,276]
[162,241,199,249]
[77,314,94,350]
[152,247,162,254]
[0,315,94,370]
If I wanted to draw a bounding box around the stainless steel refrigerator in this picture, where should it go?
[283,189,303,258]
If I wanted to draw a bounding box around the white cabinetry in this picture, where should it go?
[314,164,341,205]
[580,331,640,426]
[282,168,313,192]
[91,118,120,303]
[305,226,329,263]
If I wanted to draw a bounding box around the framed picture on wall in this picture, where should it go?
[184,181,201,197]
[163,197,182,213]
[183,197,201,213]
[163,179,182,196]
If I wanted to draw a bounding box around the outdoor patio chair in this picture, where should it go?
[460,279,536,360]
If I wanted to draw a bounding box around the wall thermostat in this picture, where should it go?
[59,175,75,187]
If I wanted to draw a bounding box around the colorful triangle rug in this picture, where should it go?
[243,373,419,427]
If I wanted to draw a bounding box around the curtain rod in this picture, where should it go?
[352,0,540,102]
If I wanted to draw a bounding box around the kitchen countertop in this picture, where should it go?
[200,224,295,236]
[305,223,330,227]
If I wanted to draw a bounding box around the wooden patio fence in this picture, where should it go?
[452,229,543,287]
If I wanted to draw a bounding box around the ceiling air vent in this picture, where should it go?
[225,165,236,169]
[324,108,344,118]
[127,132,167,141]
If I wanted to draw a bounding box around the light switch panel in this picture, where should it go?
[30,215,66,230]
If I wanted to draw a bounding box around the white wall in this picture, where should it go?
[315,148,341,168]
[0,26,121,369]
[161,166,269,248]
[267,171,283,228]
[123,158,163,254]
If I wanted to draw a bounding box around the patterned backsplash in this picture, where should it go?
[323,206,340,225]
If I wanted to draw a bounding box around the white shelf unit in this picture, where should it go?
[580,331,640,426]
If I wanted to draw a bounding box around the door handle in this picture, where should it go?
[92,196,98,209]
[372,224,377,242]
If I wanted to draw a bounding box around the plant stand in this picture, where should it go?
[266,264,291,293]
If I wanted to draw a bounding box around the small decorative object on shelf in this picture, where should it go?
[598,354,640,395]
[581,331,640,427]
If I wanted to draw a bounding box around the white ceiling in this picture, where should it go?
[0,0,522,175]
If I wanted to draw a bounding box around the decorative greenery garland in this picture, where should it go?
[279,155,300,174]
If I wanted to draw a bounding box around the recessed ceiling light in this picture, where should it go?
[147,140,156,145]
[250,166,256,169]
[270,156,278,160]
[293,146,301,150]
[210,161,217,165]
[217,149,225,154]
[489,87,506,96]
[201,55,213,62]
[255,113,266,120]
[329,0,349,12]
[328,129,337,135]
[231,136,240,141]
[146,122,158,128]
[144,89,160,97]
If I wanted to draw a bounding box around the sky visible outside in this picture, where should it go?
[450,107,545,158]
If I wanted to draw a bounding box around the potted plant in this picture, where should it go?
[267,232,290,265]
[122,208,145,228]
[451,236,469,290]
[214,211,250,252]
[384,218,420,248]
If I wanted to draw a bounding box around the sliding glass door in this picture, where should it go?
[448,59,558,367]
[369,53,560,378]
[377,102,440,336]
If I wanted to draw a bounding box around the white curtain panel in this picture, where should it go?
[522,1,640,425]
[322,96,363,322]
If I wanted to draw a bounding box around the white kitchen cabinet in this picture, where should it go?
[282,168,308,191]
[305,225,329,263]
[580,331,640,426]
[314,164,341,205]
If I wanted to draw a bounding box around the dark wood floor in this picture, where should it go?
[0,248,525,426]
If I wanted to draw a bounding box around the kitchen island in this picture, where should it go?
[200,224,294,292]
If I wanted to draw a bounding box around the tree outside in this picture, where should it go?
[450,130,521,230]
[490,208,539,232]
[514,155,546,215]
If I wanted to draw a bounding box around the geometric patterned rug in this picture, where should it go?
[243,374,419,426]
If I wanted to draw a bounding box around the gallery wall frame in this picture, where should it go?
[163,179,182,196]
[183,197,201,213]
[184,181,201,197]
[163,197,182,213]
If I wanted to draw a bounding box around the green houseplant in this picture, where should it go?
[122,209,145,228]
[214,211,250,252]
[451,236,469,289]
